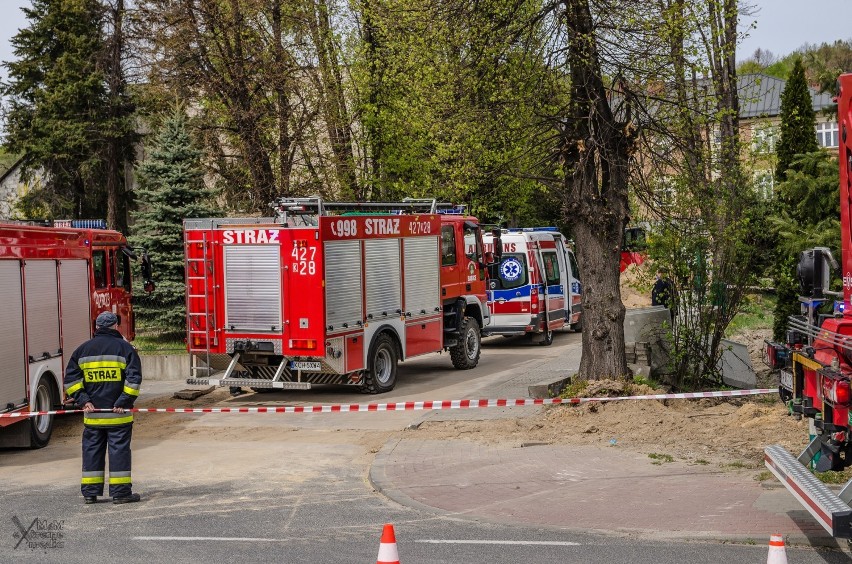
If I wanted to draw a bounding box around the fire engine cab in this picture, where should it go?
[481,228,582,344]
[0,220,150,448]
[184,198,490,394]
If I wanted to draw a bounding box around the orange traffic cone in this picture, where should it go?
[766,534,788,564]
[376,523,400,564]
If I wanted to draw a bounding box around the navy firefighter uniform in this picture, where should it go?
[63,311,142,504]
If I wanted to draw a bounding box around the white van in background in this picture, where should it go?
[481,228,582,345]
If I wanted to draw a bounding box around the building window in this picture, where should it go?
[751,124,777,154]
[753,170,774,200]
[816,121,839,148]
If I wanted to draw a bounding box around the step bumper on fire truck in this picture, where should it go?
[764,444,852,538]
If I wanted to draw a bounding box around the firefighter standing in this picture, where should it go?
[64,311,142,504]
[651,268,676,321]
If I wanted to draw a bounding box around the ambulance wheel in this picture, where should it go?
[361,333,398,394]
[570,322,582,332]
[30,375,57,449]
[539,328,554,346]
[451,317,481,370]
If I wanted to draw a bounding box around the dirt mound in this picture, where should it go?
[413,393,808,468]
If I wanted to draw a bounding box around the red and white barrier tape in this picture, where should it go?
[0,388,775,418]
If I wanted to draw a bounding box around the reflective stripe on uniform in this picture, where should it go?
[82,471,105,484]
[123,382,140,396]
[109,471,131,484]
[65,378,84,395]
[84,412,134,426]
[78,355,128,369]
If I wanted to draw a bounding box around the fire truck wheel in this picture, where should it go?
[451,317,481,370]
[30,375,57,449]
[362,333,398,394]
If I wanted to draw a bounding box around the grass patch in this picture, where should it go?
[648,453,674,465]
[560,378,589,399]
[755,470,773,481]
[726,293,775,336]
[721,460,756,470]
[815,470,852,485]
[694,459,710,465]
[133,334,186,354]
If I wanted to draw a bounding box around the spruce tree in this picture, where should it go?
[2,0,110,219]
[129,109,216,338]
[775,59,819,181]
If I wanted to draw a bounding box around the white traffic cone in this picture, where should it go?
[766,534,788,564]
[376,523,400,564]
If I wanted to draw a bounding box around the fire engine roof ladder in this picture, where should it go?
[271,196,457,216]
[185,231,216,379]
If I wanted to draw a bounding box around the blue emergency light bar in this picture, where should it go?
[507,226,559,232]
[70,219,108,229]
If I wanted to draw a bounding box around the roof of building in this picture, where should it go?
[738,73,834,119]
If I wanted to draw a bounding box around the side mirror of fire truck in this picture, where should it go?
[141,251,155,293]
[491,228,503,261]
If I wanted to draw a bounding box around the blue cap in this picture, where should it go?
[96,311,118,329]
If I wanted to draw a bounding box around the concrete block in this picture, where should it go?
[528,375,572,399]
[628,364,651,379]
[140,354,190,381]
[717,339,757,389]
[624,306,672,374]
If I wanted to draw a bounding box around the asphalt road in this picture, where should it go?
[1,331,850,563]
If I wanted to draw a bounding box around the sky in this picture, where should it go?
[0,0,850,82]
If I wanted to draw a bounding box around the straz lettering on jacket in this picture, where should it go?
[85,368,121,382]
[79,358,126,383]
[222,230,280,245]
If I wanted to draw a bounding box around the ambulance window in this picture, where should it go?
[92,251,108,289]
[542,252,560,286]
[497,254,527,290]
[441,226,457,266]
[568,251,580,280]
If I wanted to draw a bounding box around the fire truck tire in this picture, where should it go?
[361,333,398,394]
[450,317,481,370]
[30,375,57,449]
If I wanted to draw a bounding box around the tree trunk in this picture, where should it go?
[309,0,360,199]
[561,0,633,380]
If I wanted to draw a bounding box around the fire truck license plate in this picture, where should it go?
[780,369,793,391]
[290,361,321,371]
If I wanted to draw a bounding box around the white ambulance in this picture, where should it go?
[481,228,582,345]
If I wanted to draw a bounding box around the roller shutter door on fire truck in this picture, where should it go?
[365,239,401,318]
[0,261,26,409]
[325,240,363,330]
[59,260,91,356]
[224,245,282,331]
[25,260,61,361]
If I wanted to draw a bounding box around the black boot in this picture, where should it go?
[113,493,141,504]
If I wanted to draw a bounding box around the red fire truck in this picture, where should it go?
[184,198,491,393]
[0,220,151,448]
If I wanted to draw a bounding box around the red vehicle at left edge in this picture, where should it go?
[0,220,152,448]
